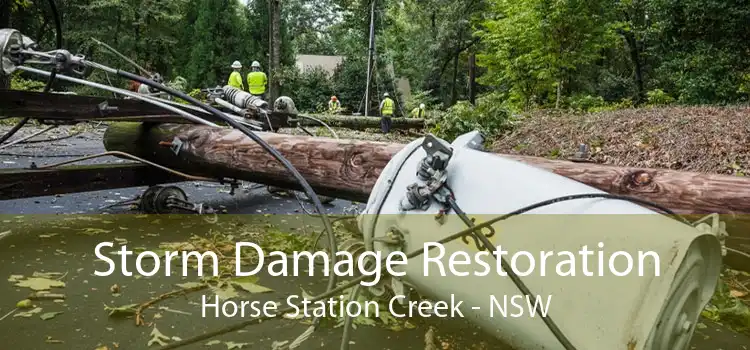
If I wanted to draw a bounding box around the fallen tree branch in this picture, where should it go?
[297,114,429,131]
[135,284,207,326]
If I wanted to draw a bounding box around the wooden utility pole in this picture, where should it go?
[104,122,750,216]
[102,121,750,270]
[268,0,281,102]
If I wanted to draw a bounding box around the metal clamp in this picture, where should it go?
[97,101,119,116]
[399,134,454,212]
[169,137,183,155]
[692,213,729,256]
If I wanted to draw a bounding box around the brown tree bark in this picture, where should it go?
[103,122,750,216]
[102,122,750,269]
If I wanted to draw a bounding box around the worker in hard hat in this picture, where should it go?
[228,61,243,90]
[246,61,268,100]
[410,103,426,118]
[328,96,341,114]
[379,92,395,133]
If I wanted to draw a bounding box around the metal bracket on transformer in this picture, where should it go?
[692,213,730,256]
[399,134,454,212]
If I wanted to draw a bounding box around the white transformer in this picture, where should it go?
[358,131,722,350]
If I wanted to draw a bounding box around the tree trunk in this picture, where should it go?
[0,0,11,90]
[269,0,281,102]
[299,114,429,131]
[620,12,645,105]
[625,31,645,105]
[450,51,459,106]
[468,51,476,105]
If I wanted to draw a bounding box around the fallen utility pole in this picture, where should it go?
[103,122,750,266]
[299,114,429,131]
[104,122,750,215]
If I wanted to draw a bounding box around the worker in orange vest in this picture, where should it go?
[328,96,341,114]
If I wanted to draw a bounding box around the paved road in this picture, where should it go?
[1,124,749,350]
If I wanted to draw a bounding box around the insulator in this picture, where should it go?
[222,85,268,110]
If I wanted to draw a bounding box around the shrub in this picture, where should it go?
[429,92,512,141]
[646,89,675,106]
[568,94,606,112]
[10,73,47,91]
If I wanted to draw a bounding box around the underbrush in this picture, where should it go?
[491,105,750,175]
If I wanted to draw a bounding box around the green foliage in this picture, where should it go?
[568,95,607,113]
[477,0,617,110]
[7,0,750,125]
[646,89,675,106]
[430,92,511,141]
[406,89,440,112]
[166,76,188,92]
[567,94,635,113]
[279,66,335,112]
[10,73,46,91]
[702,270,750,335]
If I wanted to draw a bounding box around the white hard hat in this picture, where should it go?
[420,103,425,109]
[251,61,261,68]
[231,61,242,69]
[383,92,389,97]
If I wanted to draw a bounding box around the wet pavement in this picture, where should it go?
[0,124,749,350]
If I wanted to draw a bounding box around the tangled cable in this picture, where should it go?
[160,191,687,350]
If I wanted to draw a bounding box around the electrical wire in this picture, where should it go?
[296,115,339,139]
[36,151,220,182]
[17,128,83,144]
[0,0,62,145]
[162,192,683,350]
[90,37,151,77]
[16,66,220,127]
[0,125,57,150]
[110,69,340,297]
[338,190,686,350]
[728,247,750,260]
[0,117,32,145]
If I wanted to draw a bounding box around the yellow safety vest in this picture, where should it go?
[246,71,267,95]
[329,100,340,111]
[227,71,243,90]
[410,107,425,118]
[381,98,394,116]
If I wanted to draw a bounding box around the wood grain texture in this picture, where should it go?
[104,122,750,269]
[103,122,404,200]
[0,163,184,200]
[103,122,750,216]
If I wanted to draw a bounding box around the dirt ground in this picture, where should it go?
[492,106,750,175]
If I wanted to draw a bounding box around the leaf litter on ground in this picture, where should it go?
[15,276,65,291]
[40,311,63,320]
[148,326,171,347]
[14,307,42,318]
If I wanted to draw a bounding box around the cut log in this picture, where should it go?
[103,122,750,268]
[298,114,429,131]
